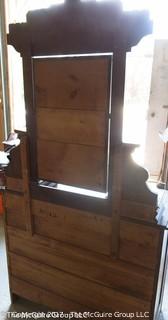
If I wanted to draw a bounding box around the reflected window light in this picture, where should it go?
[8,0,65,23]
[122,0,168,39]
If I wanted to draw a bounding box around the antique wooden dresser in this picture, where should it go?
[2,0,168,319]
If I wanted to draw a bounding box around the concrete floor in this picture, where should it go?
[0,216,168,319]
[0,216,10,319]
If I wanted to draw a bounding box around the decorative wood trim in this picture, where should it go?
[110,50,126,146]
[122,145,158,207]
[22,54,37,181]
[7,1,152,56]
[31,182,109,216]
[20,135,33,235]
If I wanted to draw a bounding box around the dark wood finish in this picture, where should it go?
[6,177,23,193]
[111,146,123,257]
[122,144,157,206]
[7,1,152,56]
[5,0,166,317]
[121,200,157,222]
[4,192,26,230]
[22,54,37,181]
[20,135,33,235]
[5,145,22,178]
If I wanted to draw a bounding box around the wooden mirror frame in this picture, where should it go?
[7,0,155,216]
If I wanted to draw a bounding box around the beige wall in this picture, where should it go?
[144,40,168,179]
[0,69,4,150]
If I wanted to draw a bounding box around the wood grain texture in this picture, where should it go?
[37,139,107,191]
[121,200,156,223]
[4,192,26,230]
[22,54,38,181]
[34,57,110,110]
[9,253,151,313]
[20,135,33,235]
[31,181,109,215]
[5,1,158,315]
[8,226,155,301]
[35,57,110,190]
[5,145,22,179]
[11,277,86,312]
[32,199,112,255]
[6,177,23,193]
[111,147,123,257]
[119,220,161,270]
[4,192,24,215]
[37,108,107,147]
